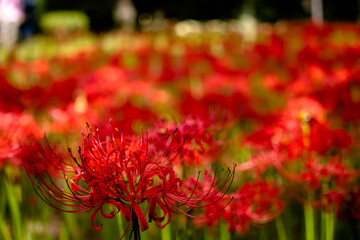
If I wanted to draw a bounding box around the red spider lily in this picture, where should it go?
[45,100,96,135]
[311,73,360,122]
[149,116,220,166]
[192,169,235,229]
[278,155,359,211]
[321,185,360,240]
[244,97,351,158]
[21,135,69,177]
[106,102,157,134]
[237,150,286,178]
[285,156,357,190]
[281,97,326,123]
[2,61,78,110]
[241,95,357,217]
[245,97,327,145]
[25,123,235,239]
[254,34,285,60]
[81,65,128,104]
[307,120,352,154]
[224,181,284,234]
[180,91,256,123]
[0,112,42,168]
[0,74,24,111]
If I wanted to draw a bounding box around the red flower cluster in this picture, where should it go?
[25,123,235,238]
[0,112,42,167]
[1,22,360,238]
[149,116,219,166]
[242,96,357,214]
[225,181,283,233]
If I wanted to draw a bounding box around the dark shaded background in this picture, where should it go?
[40,0,360,32]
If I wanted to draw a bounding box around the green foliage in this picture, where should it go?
[39,11,89,34]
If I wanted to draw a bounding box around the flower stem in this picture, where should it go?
[0,172,6,217]
[304,203,315,240]
[0,216,11,240]
[161,222,171,240]
[321,210,325,240]
[59,222,70,240]
[0,173,11,240]
[131,210,141,240]
[4,177,24,240]
[204,226,213,240]
[259,227,269,240]
[326,210,335,240]
[116,213,124,238]
[321,209,335,240]
[276,216,288,240]
[219,220,230,240]
[140,230,149,240]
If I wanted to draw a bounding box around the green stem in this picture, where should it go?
[62,212,74,239]
[5,177,24,240]
[0,173,11,240]
[324,210,335,240]
[140,229,149,240]
[204,226,215,240]
[0,174,6,216]
[304,204,315,240]
[276,216,288,240]
[59,222,69,240]
[116,213,125,238]
[219,220,230,240]
[259,227,269,240]
[0,215,12,240]
[161,222,171,240]
[321,210,326,240]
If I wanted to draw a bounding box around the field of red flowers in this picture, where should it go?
[1,21,360,240]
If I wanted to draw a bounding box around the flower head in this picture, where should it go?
[0,112,42,168]
[225,181,284,233]
[26,122,235,238]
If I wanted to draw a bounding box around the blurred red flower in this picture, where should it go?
[0,112,42,168]
[225,181,283,233]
